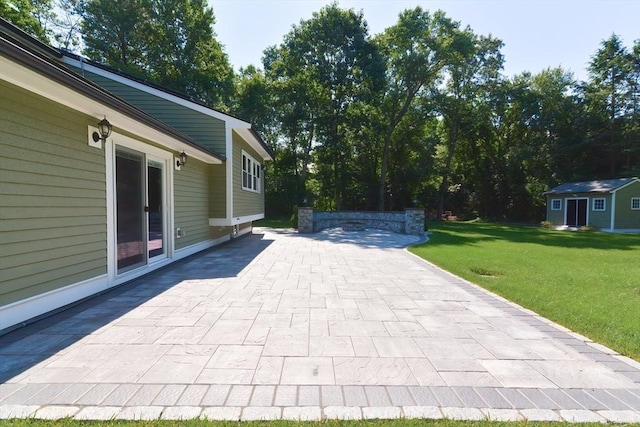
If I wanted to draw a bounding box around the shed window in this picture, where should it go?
[551,199,562,210]
[242,151,261,193]
[592,198,605,211]
[632,197,640,210]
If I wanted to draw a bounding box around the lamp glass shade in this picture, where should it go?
[179,152,187,165]
[97,118,112,139]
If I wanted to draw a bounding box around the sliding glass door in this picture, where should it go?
[115,148,166,273]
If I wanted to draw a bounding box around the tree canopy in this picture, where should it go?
[5,2,639,221]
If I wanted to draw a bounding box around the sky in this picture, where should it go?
[210,0,640,82]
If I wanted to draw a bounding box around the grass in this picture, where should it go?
[0,420,620,427]
[253,217,292,229]
[410,221,640,360]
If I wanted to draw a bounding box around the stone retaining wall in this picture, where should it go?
[297,207,425,235]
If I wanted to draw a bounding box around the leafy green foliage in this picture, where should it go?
[7,2,639,218]
[81,0,234,109]
[1,0,53,41]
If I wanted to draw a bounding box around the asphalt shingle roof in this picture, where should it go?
[544,177,638,195]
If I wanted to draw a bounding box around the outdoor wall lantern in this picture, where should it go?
[176,151,188,167]
[92,117,112,144]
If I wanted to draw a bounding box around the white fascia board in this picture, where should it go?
[209,213,264,227]
[63,56,251,129]
[1,56,221,164]
[234,127,272,161]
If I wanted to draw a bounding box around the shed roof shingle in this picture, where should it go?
[544,177,638,195]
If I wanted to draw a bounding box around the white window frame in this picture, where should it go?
[632,197,640,210]
[592,198,606,211]
[551,199,562,211]
[242,150,261,193]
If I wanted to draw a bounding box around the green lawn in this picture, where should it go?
[253,217,293,229]
[409,222,640,360]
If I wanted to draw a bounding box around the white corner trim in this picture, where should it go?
[610,191,616,230]
[0,274,109,331]
[226,125,234,221]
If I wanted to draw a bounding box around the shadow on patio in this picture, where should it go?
[0,232,274,384]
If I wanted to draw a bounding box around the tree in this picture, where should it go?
[584,34,638,177]
[434,28,504,218]
[1,0,53,42]
[51,0,83,50]
[81,0,234,108]
[145,0,234,109]
[264,4,384,210]
[81,0,151,75]
[371,8,456,210]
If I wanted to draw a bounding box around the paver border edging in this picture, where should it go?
[402,235,640,378]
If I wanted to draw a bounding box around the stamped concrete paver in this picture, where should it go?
[1,228,639,421]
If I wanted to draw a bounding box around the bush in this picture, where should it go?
[581,225,598,232]
[540,220,554,229]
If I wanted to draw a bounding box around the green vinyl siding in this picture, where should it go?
[209,163,226,218]
[0,81,107,306]
[77,70,227,155]
[174,156,210,250]
[588,194,612,228]
[232,131,265,218]
[546,197,565,224]
[614,181,640,229]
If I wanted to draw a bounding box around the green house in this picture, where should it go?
[544,178,640,232]
[0,19,273,332]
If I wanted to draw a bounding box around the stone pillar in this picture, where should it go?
[297,207,314,233]
[405,208,426,235]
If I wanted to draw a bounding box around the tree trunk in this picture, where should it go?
[437,119,459,219]
[377,134,392,211]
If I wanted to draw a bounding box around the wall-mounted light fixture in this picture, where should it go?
[176,151,188,168]
[92,117,112,144]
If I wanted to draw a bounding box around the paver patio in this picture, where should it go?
[1,228,639,422]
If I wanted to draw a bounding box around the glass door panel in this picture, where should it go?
[147,160,164,259]
[116,149,145,272]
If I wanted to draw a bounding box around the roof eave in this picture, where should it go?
[1,34,225,164]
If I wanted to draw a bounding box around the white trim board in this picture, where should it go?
[210,213,264,227]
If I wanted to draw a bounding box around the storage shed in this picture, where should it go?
[544,177,640,232]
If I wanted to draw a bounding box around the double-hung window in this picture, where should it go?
[551,199,562,211]
[242,151,261,193]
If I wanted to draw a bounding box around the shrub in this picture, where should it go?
[581,224,598,232]
[540,220,554,229]
[290,206,298,229]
